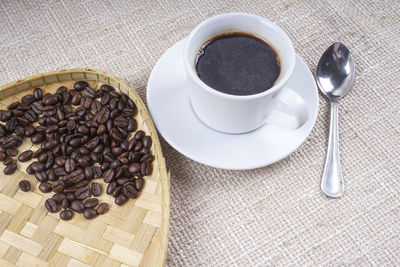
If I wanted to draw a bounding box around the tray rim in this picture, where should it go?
[0,68,170,267]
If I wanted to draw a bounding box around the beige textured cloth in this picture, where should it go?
[1,0,399,266]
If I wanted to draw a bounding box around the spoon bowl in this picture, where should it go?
[316,42,355,198]
[316,42,355,100]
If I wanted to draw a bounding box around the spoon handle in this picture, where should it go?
[321,100,344,198]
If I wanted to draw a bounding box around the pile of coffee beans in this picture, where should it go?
[0,81,153,220]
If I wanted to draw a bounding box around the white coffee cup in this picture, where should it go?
[183,13,309,133]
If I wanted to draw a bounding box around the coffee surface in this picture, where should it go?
[196,32,281,96]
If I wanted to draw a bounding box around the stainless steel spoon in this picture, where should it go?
[316,42,355,198]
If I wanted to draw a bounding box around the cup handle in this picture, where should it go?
[264,87,309,130]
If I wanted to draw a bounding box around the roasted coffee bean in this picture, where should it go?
[86,137,99,149]
[128,163,140,174]
[110,91,121,100]
[106,181,117,195]
[66,193,76,201]
[52,193,66,203]
[118,157,129,165]
[115,194,128,206]
[79,147,90,155]
[112,186,122,197]
[84,198,99,208]
[72,180,89,189]
[140,162,147,176]
[6,117,17,131]
[77,157,90,168]
[14,125,25,136]
[35,171,48,182]
[32,148,43,158]
[91,100,102,113]
[110,128,123,141]
[134,130,145,140]
[52,180,65,193]
[101,93,110,105]
[4,158,14,165]
[84,167,94,179]
[31,161,44,172]
[93,166,102,178]
[74,81,89,91]
[24,110,37,123]
[0,125,7,136]
[56,86,67,94]
[60,210,73,220]
[117,177,130,185]
[145,163,153,175]
[135,178,144,191]
[83,208,98,219]
[18,180,31,192]
[140,154,153,163]
[21,94,34,105]
[103,169,115,183]
[38,152,48,163]
[114,116,128,128]
[61,198,69,209]
[32,101,43,114]
[55,156,66,167]
[82,96,92,109]
[97,107,110,124]
[6,148,18,157]
[42,140,57,151]
[45,152,54,170]
[33,88,43,100]
[127,119,137,132]
[91,182,101,196]
[110,159,121,169]
[3,136,19,148]
[24,125,35,137]
[97,203,108,215]
[67,120,76,131]
[114,167,123,179]
[54,167,67,177]
[69,137,81,148]
[18,150,33,162]
[71,93,81,105]
[100,84,114,93]
[42,105,56,116]
[39,182,52,193]
[47,170,57,181]
[97,124,106,135]
[65,158,76,173]
[111,147,123,157]
[42,95,59,106]
[56,108,65,121]
[103,152,114,162]
[123,183,138,198]
[45,198,58,213]
[142,136,152,148]
[7,101,19,109]
[0,152,6,161]
[69,169,85,184]
[71,200,84,213]
[26,163,34,174]
[93,144,104,154]
[46,125,58,133]
[75,187,90,200]
[134,142,142,152]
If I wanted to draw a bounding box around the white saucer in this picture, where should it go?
[147,39,319,170]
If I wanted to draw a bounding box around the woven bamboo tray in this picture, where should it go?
[0,69,170,267]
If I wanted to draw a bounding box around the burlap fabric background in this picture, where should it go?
[1,0,399,266]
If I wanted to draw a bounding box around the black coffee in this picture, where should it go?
[196,32,281,96]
